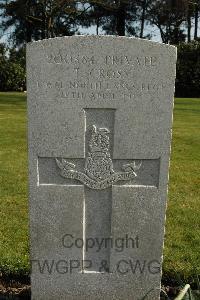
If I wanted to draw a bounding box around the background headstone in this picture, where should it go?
[27,36,176,300]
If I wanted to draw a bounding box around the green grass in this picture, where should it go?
[164,98,200,280]
[0,93,199,279]
[0,92,29,276]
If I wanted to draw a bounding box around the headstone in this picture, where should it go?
[27,36,176,300]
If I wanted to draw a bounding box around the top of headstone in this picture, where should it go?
[27,34,176,50]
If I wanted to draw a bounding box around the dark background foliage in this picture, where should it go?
[0,44,25,91]
[176,41,200,97]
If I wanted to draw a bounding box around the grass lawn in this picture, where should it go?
[0,93,29,276]
[0,92,199,280]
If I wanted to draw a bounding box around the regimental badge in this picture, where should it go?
[56,125,141,190]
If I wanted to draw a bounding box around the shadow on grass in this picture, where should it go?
[0,292,30,300]
[0,93,26,107]
[174,107,200,113]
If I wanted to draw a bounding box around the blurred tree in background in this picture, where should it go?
[0,43,25,91]
[176,40,200,97]
[0,0,79,45]
[1,0,199,45]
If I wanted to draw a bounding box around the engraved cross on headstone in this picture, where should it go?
[38,109,160,273]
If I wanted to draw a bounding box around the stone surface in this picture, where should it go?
[27,36,176,300]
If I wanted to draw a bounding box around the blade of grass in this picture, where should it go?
[174,284,191,300]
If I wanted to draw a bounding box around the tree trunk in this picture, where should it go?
[140,0,147,38]
[159,26,167,44]
[194,1,199,40]
[26,1,32,42]
[115,1,126,36]
[26,23,32,43]
[187,15,191,42]
[96,17,99,35]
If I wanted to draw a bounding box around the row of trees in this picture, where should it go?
[0,0,200,46]
[0,1,199,96]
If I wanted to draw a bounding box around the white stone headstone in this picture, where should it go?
[27,36,176,300]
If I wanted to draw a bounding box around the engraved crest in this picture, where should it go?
[85,125,114,181]
[56,125,141,190]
